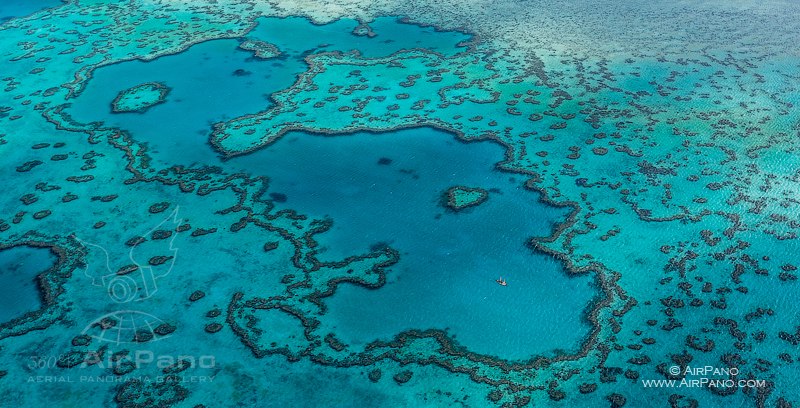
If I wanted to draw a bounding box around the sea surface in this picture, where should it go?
[1,1,799,407]
[0,246,55,323]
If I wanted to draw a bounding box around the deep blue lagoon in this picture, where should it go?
[0,246,55,324]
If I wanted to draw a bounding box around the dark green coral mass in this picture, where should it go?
[1,1,800,407]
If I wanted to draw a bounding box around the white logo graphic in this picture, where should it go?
[76,207,182,303]
[81,310,173,345]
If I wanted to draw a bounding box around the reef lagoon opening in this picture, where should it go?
[0,245,55,324]
[234,127,599,361]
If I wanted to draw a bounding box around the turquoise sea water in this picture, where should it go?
[0,0,61,23]
[2,1,800,407]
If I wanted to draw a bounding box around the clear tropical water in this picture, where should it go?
[68,17,595,360]
[1,1,799,407]
[0,0,61,23]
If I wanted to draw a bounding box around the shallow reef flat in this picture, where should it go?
[444,186,489,212]
[0,0,799,407]
[111,82,170,113]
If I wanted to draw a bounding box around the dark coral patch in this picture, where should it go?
[393,370,413,384]
[148,202,170,214]
[368,369,382,383]
[269,192,287,203]
[189,290,206,302]
[204,323,223,334]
